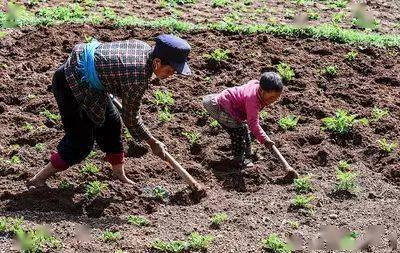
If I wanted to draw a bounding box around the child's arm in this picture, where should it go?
[245,99,275,148]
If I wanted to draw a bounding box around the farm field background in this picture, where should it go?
[0,0,399,252]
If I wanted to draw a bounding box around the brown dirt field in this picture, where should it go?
[10,0,400,35]
[0,23,399,252]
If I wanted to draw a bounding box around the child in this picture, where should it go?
[28,34,191,187]
[203,72,296,173]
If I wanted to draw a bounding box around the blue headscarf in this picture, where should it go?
[77,40,104,90]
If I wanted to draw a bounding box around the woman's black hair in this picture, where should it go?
[259,72,283,92]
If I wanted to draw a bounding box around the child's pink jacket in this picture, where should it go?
[216,80,268,144]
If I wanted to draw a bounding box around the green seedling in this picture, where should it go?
[153,90,175,107]
[332,12,345,24]
[22,122,34,132]
[0,216,24,234]
[346,51,358,61]
[209,119,220,128]
[377,138,398,154]
[182,131,201,146]
[102,230,121,243]
[277,62,295,82]
[308,10,320,20]
[34,143,45,152]
[323,65,337,76]
[212,0,229,7]
[40,109,61,122]
[260,110,268,123]
[371,106,389,122]
[279,115,299,131]
[152,186,169,201]
[128,215,150,227]
[322,109,367,135]
[262,233,293,253]
[188,232,214,251]
[159,108,174,123]
[284,9,295,19]
[125,128,133,141]
[58,180,72,190]
[335,169,358,193]
[328,0,348,8]
[292,194,315,209]
[211,212,228,227]
[80,162,100,175]
[87,150,97,159]
[337,160,351,171]
[152,239,188,253]
[204,48,230,64]
[287,220,300,229]
[16,227,61,253]
[10,155,21,164]
[103,7,117,21]
[294,175,312,193]
[85,181,108,198]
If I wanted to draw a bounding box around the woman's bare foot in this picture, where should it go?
[112,164,134,185]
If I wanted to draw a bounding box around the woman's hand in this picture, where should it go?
[147,137,167,160]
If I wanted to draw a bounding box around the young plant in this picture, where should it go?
[323,65,337,76]
[80,162,100,175]
[209,119,220,128]
[103,7,117,21]
[10,155,21,164]
[279,115,299,131]
[287,220,300,229]
[284,9,295,19]
[337,160,351,171]
[294,175,312,193]
[152,186,169,201]
[153,90,175,107]
[22,122,34,132]
[331,12,345,24]
[335,169,358,193]
[345,51,358,61]
[371,106,389,122]
[151,239,188,253]
[308,10,320,20]
[34,143,45,152]
[40,109,61,122]
[203,48,230,64]
[58,180,72,190]
[260,110,268,123]
[85,181,108,198]
[212,0,229,7]
[377,138,398,154]
[159,108,174,123]
[210,212,228,227]
[128,215,150,227]
[87,150,97,159]
[16,227,61,253]
[292,194,315,209]
[322,109,367,135]
[262,233,293,253]
[188,232,214,251]
[125,128,133,141]
[182,131,201,146]
[102,230,121,243]
[277,62,295,82]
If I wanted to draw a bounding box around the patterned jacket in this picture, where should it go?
[64,39,154,141]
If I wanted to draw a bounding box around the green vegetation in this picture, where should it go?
[278,115,299,131]
[16,227,62,252]
[328,0,348,8]
[294,175,312,193]
[203,48,230,64]
[322,65,337,76]
[102,230,121,242]
[260,110,268,123]
[211,212,228,227]
[331,12,345,24]
[345,50,358,61]
[153,90,175,107]
[182,131,201,146]
[85,181,108,198]
[40,109,61,122]
[22,122,34,132]
[284,9,295,20]
[287,220,300,229]
[58,180,72,190]
[128,215,150,227]
[212,0,229,7]
[262,233,293,253]
[10,155,21,164]
[81,162,100,175]
[125,128,133,141]
[308,10,320,20]
[34,143,45,152]
[209,119,220,128]
[87,150,97,159]
[322,109,368,135]
[377,138,398,154]
[151,232,214,253]
[335,168,358,193]
[340,231,359,250]
[292,194,315,209]
[337,160,351,171]
[103,7,117,21]
[152,186,169,201]
[159,108,174,123]
[371,106,389,122]
[277,62,295,82]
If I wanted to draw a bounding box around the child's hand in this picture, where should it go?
[147,138,167,159]
[264,139,275,149]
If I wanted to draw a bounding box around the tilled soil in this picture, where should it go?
[0,24,399,252]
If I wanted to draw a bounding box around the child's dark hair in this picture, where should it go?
[260,72,283,92]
